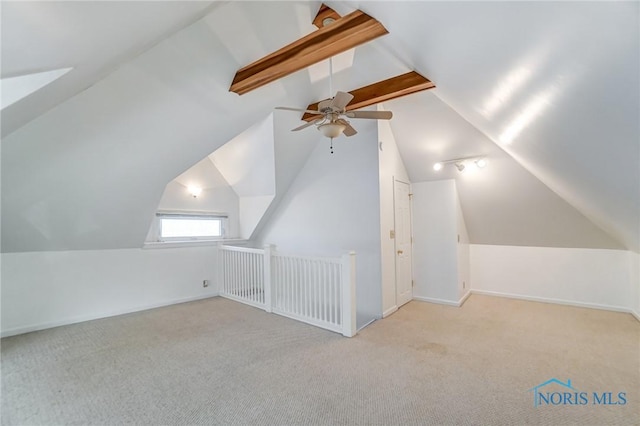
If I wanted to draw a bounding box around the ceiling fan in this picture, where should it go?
[276,58,392,140]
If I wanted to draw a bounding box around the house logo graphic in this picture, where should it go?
[528,378,627,407]
[528,378,577,407]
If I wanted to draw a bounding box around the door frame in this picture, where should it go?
[393,178,414,308]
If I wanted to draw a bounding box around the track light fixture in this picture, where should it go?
[432,156,488,173]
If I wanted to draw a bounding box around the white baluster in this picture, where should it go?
[322,261,327,323]
[312,260,316,320]
[336,263,340,325]
[287,257,292,313]
[304,259,309,318]
[299,259,303,316]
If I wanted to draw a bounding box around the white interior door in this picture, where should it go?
[394,180,413,307]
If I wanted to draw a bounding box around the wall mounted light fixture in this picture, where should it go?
[187,185,203,198]
[433,156,488,173]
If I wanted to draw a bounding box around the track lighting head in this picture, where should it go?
[432,156,487,173]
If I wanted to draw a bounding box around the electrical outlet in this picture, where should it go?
[203,280,209,288]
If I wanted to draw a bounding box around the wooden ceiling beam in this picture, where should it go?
[229,9,388,95]
[301,71,436,121]
[312,4,341,29]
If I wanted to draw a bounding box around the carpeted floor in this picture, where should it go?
[2,294,639,425]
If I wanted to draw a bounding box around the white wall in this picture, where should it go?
[377,111,411,317]
[239,196,274,240]
[209,115,276,198]
[412,180,461,304]
[209,115,277,239]
[257,122,382,329]
[629,251,640,318]
[470,245,632,311]
[1,246,218,337]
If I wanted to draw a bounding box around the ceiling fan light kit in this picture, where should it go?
[318,122,346,138]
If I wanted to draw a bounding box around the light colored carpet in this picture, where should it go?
[2,295,639,425]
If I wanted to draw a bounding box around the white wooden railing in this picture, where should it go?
[218,244,357,337]
[218,246,265,309]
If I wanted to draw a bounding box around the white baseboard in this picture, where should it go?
[413,295,460,307]
[459,290,471,307]
[357,318,377,332]
[383,305,398,318]
[413,291,471,308]
[471,289,633,315]
[1,293,219,338]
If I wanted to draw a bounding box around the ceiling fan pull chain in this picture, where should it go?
[330,137,334,154]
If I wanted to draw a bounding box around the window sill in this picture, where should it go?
[143,239,248,249]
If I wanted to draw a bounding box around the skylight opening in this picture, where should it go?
[1,67,72,109]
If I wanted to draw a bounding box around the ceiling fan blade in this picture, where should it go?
[329,91,354,110]
[337,119,358,137]
[276,106,323,115]
[346,110,393,120]
[291,119,320,131]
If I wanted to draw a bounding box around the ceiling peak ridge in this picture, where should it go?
[230,6,388,95]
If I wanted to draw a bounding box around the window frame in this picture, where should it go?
[155,212,228,242]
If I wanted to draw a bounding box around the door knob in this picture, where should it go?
[397,250,403,255]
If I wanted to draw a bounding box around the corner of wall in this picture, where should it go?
[630,250,640,321]
[454,182,470,300]
[411,179,459,304]
[377,108,411,315]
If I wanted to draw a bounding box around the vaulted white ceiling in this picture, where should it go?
[1,1,638,253]
[1,1,217,136]
[361,0,639,251]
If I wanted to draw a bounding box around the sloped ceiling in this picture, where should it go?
[209,115,276,198]
[385,94,623,249]
[1,1,324,252]
[347,1,638,250]
[0,1,219,137]
[1,1,638,253]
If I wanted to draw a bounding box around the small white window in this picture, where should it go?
[157,213,226,241]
